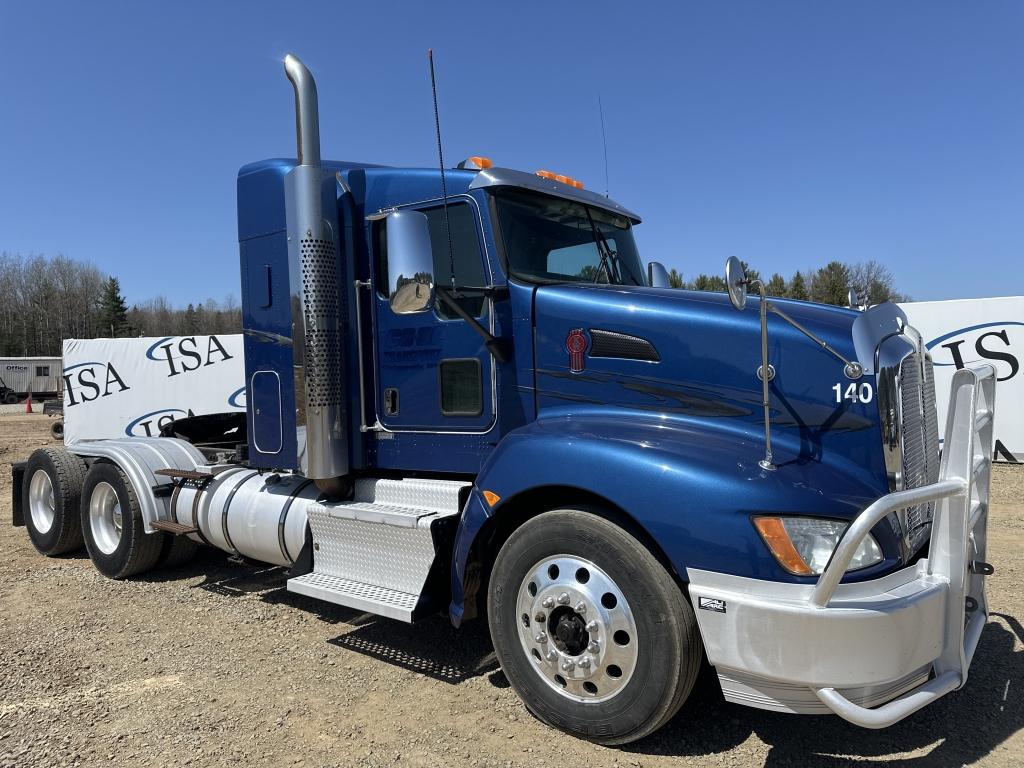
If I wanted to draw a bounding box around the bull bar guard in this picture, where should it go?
[687,364,996,727]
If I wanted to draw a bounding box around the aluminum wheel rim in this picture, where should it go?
[89,482,123,555]
[28,470,56,534]
[516,555,638,703]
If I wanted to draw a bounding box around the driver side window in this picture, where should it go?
[375,201,488,319]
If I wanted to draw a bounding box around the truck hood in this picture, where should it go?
[532,284,889,492]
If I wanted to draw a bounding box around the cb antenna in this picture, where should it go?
[598,94,609,198]
[428,49,456,290]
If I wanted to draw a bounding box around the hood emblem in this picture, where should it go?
[566,328,588,373]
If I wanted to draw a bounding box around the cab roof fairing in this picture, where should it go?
[469,167,642,224]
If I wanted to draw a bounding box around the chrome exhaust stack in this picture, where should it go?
[283,53,348,491]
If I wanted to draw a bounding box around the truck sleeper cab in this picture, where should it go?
[9,55,996,746]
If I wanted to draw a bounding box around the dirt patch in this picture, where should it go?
[1,412,1022,767]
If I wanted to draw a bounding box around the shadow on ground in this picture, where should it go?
[140,552,1024,765]
[631,612,1024,766]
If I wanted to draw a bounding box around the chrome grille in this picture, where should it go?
[898,349,940,552]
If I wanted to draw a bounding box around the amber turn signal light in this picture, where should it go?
[752,517,814,576]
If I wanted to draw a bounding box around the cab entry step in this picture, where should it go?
[286,477,470,622]
[287,572,419,621]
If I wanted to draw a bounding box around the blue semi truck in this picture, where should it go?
[11,55,997,744]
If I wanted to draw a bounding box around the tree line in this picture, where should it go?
[663,259,908,306]
[0,252,241,357]
[1,250,909,357]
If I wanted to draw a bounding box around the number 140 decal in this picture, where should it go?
[834,381,874,404]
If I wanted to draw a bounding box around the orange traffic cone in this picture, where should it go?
[25,392,32,414]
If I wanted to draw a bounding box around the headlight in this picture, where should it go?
[753,516,883,576]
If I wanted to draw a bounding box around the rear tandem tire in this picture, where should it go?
[488,509,702,746]
[158,534,200,568]
[81,462,165,579]
[50,420,64,441]
[21,448,87,556]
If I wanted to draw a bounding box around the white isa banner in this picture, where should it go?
[900,297,1023,463]
[62,335,246,445]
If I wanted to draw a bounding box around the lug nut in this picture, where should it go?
[535,632,548,644]
[541,597,555,609]
[557,592,570,605]
[578,657,591,669]
[561,659,575,672]
[546,650,558,662]
[587,641,599,654]
[585,620,598,633]
[574,602,587,614]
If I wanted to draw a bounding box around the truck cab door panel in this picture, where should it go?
[371,198,495,433]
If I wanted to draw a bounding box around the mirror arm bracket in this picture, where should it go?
[767,303,864,379]
[435,288,512,364]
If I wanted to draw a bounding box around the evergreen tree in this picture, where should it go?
[689,274,728,292]
[788,271,809,300]
[810,261,852,306]
[765,273,787,297]
[667,268,684,288]
[98,276,129,337]
[184,303,198,334]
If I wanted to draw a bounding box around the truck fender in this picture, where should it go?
[449,413,888,626]
[69,438,209,533]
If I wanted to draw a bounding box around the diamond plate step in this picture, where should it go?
[310,477,471,529]
[287,572,419,622]
[294,478,470,622]
[352,478,469,516]
[314,500,438,528]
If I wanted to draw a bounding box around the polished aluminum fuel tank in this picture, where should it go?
[171,470,319,567]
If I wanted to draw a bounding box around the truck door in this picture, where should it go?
[371,197,494,433]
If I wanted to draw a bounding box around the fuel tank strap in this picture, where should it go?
[221,470,260,555]
[279,479,315,563]
[190,476,216,547]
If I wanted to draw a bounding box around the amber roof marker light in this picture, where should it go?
[535,169,584,189]
[457,156,493,170]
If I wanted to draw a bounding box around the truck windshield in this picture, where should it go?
[492,188,644,286]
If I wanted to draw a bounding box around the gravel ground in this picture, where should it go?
[1,411,1022,768]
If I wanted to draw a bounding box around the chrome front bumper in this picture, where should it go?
[688,365,996,728]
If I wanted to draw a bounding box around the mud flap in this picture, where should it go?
[11,461,26,527]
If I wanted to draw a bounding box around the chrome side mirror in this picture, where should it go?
[847,288,861,310]
[385,210,435,314]
[725,256,747,311]
[647,261,670,288]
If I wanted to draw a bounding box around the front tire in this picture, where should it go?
[81,462,164,579]
[21,448,87,555]
[488,509,701,745]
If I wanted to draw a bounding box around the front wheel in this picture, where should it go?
[488,509,702,745]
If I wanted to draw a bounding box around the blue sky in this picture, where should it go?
[1,1,1022,306]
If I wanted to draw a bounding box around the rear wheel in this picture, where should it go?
[50,420,64,440]
[488,509,701,745]
[3,392,17,405]
[81,462,164,579]
[158,534,200,568]
[21,448,87,555]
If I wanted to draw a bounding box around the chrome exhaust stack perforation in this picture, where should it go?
[282,53,348,490]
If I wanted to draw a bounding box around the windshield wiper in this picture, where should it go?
[584,208,639,285]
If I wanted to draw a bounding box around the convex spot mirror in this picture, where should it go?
[725,256,747,311]
[647,261,670,288]
[385,210,435,314]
